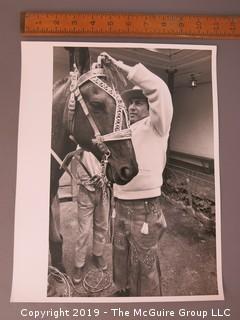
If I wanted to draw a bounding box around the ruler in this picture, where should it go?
[21,12,240,39]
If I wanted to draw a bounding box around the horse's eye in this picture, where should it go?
[90,101,105,112]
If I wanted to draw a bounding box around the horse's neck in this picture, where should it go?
[51,79,77,199]
[52,79,74,153]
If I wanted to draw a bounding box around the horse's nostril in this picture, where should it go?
[120,166,132,180]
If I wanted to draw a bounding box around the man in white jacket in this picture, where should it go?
[101,52,173,296]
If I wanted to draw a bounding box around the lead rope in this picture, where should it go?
[51,149,77,182]
[82,269,112,293]
[100,151,111,199]
[48,266,112,296]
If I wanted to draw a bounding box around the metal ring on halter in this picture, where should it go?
[105,150,111,158]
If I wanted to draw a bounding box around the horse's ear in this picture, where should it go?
[64,47,90,74]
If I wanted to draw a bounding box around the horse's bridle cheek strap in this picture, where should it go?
[73,92,112,157]
[77,93,132,151]
[75,93,128,156]
[76,93,101,138]
[73,84,131,148]
[68,65,132,159]
[51,63,132,188]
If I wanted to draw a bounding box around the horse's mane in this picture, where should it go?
[102,63,127,92]
[53,76,69,92]
[52,59,127,98]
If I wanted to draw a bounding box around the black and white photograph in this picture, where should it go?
[11,42,222,302]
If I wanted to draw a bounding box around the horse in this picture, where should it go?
[49,47,138,272]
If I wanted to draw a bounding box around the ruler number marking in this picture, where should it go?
[144,20,149,28]
[196,20,202,29]
[53,20,60,26]
[230,21,236,32]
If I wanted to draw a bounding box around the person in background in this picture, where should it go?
[100,52,173,296]
[72,149,110,285]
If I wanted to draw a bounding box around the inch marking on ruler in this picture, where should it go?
[21,12,240,39]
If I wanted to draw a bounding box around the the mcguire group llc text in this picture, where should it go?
[20,307,231,319]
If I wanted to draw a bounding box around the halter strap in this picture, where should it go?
[90,77,130,132]
[67,64,131,146]
[76,93,101,138]
[92,128,132,144]
[77,68,106,87]
[52,60,131,188]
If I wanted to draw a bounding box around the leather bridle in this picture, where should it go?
[51,58,131,186]
[68,63,131,149]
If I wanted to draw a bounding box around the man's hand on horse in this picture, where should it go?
[89,174,104,189]
[99,52,131,74]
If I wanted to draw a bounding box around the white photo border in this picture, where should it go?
[11,41,223,303]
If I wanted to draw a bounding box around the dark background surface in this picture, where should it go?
[1,0,240,319]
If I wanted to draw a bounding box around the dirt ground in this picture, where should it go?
[54,197,218,297]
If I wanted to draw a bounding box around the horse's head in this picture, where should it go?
[66,56,138,185]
